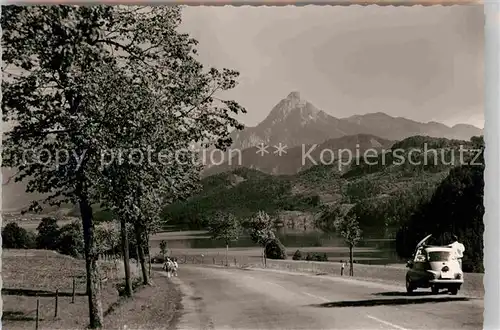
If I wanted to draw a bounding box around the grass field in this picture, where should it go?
[1,249,139,330]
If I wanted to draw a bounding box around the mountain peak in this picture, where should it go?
[261,91,321,126]
[286,91,301,100]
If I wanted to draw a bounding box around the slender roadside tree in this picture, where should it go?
[334,213,362,276]
[245,211,276,267]
[207,212,242,266]
[160,240,168,260]
[2,6,245,328]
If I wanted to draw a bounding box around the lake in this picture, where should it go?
[150,227,405,266]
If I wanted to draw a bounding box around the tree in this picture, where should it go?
[207,212,242,266]
[160,240,168,260]
[245,211,276,267]
[334,213,362,276]
[2,222,36,249]
[2,6,245,328]
[95,221,120,259]
[133,193,165,283]
[58,221,85,258]
[36,217,60,250]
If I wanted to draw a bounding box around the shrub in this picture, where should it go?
[58,221,84,258]
[292,249,302,260]
[36,217,60,250]
[116,277,143,296]
[265,238,287,260]
[2,222,36,249]
[304,252,328,262]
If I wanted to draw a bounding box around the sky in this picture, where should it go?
[180,5,485,129]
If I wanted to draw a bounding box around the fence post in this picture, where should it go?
[213,257,215,264]
[72,277,76,303]
[54,289,59,319]
[36,299,40,330]
[234,257,237,266]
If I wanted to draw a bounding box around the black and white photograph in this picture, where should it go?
[1,4,486,330]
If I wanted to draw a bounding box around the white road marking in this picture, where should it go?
[366,315,409,330]
[302,291,330,302]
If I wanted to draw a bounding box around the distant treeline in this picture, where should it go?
[1,217,148,260]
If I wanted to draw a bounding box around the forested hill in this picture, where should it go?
[162,135,485,272]
[162,136,478,230]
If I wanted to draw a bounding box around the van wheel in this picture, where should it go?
[431,285,439,295]
[406,278,414,294]
[449,286,459,295]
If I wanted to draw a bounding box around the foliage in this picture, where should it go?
[390,136,468,150]
[58,221,85,257]
[2,222,36,249]
[159,240,168,257]
[163,135,463,233]
[350,183,435,238]
[163,170,292,229]
[344,179,380,203]
[264,238,287,260]
[36,217,60,250]
[396,145,484,272]
[244,210,276,247]
[334,213,362,249]
[116,277,143,297]
[396,136,484,272]
[207,212,242,245]
[292,249,302,260]
[304,252,328,262]
[2,5,246,327]
[95,222,120,255]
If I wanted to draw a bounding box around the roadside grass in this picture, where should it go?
[1,249,139,330]
[103,266,183,330]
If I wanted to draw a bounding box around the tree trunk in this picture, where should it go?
[135,243,140,267]
[349,245,354,276]
[79,198,104,329]
[263,246,267,268]
[134,222,150,285]
[225,244,229,267]
[120,217,132,297]
[146,229,152,278]
[148,255,152,278]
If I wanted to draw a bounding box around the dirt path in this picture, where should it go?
[102,270,183,330]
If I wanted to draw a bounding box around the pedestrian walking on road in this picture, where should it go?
[340,260,346,276]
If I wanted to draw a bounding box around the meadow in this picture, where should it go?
[1,249,139,330]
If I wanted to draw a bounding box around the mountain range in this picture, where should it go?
[226,91,482,151]
[202,91,482,176]
[2,91,483,212]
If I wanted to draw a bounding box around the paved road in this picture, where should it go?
[167,264,483,330]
